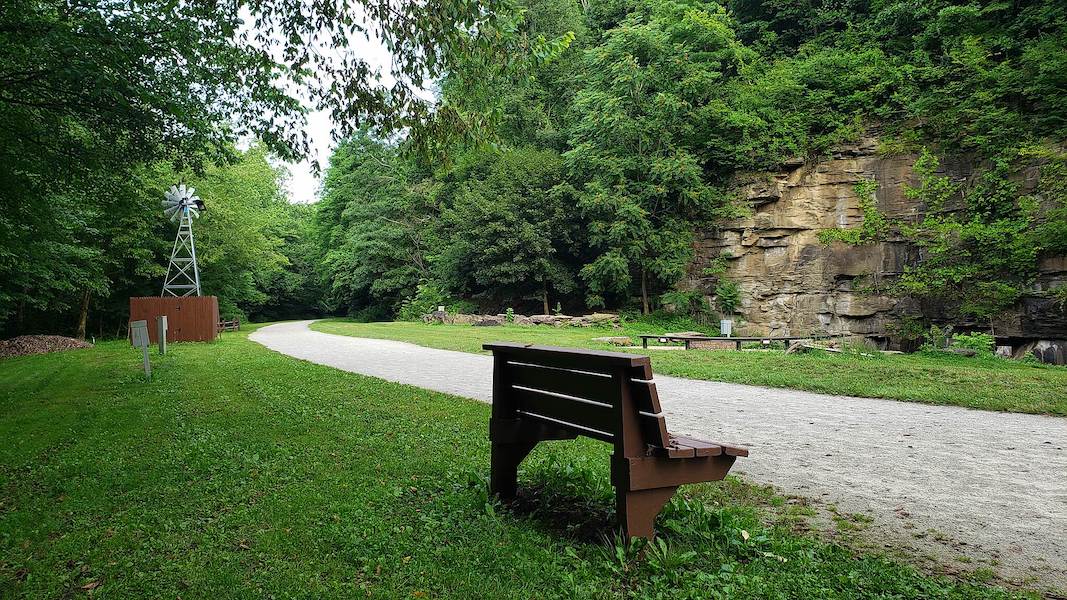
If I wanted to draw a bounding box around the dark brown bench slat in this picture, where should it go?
[670,435,722,457]
[627,363,654,380]
[663,441,695,458]
[513,409,614,442]
[718,442,750,457]
[506,361,617,404]
[513,387,615,436]
[629,379,664,414]
[485,342,648,369]
[638,413,671,450]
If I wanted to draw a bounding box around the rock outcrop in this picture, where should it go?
[686,133,1066,355]
[424,312,621,328]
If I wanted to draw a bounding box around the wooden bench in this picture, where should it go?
[484,342,748,539]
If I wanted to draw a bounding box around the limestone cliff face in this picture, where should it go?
[688,135,1067,346]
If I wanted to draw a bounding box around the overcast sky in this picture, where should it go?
[279,26,410,204]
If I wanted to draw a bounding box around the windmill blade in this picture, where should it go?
[164,206,180,218]
[188,207,200,219]
[186,187,196,197]
[169,185,179,196]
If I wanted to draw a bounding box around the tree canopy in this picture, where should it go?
[2,0,1065,337]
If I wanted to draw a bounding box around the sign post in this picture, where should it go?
[156,315,168,355]
[130,319,151,380]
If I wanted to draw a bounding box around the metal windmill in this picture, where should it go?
[160,183,206,297]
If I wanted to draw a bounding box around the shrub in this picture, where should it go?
[714,280,741,317]
[952,332,996,355]
[920,325,951,351]
[396,280,448,322]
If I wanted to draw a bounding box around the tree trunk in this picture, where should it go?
[542,289,550,315]
[640,268,650,315]
[75,290,90,340]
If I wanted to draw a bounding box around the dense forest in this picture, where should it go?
[2,0,1065,337]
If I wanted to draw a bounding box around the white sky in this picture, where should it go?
[282,33,395,205]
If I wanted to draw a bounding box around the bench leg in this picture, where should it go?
[617,486,678,539]
[490,440,538,499]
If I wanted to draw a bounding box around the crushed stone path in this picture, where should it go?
[251,320,1067,591]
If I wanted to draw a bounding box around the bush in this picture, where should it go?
[347,305,392,323]
[622,310,716,334]
[920,325,951,351]
[396,280,448,322]
[714,280,741,317]
[952,332,996,355]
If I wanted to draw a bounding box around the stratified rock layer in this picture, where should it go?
[688,135,1066,347]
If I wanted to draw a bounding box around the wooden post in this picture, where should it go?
[156,315,168,355]
[130,320,151,380]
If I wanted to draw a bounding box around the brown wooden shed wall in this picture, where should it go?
[129,296,219,342]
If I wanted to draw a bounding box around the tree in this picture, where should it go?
[315,133,432,317]
[434,148,578,313]
[564,0,751,312]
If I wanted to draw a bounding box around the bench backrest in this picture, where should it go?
[484,343,671,457]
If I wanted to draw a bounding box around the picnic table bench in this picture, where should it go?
[639,333,839,350]
[484,342,748,539]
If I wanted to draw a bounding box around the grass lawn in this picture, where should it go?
[0,327,1034,598]
[310,319,1067,416]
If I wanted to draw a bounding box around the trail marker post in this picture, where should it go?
[156,315,168,355]
[130,320,151,380]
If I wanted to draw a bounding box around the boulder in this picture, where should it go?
[473,316,504,327]
[592,336,632,346]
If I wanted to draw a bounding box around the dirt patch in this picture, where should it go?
[0,335,93,359]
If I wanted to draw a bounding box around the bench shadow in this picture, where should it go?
[503,476,617,543]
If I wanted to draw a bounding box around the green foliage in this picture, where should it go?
[315,132,432,317]
[564,0,751,308]
[819,179,888,245]
[702,252,734,278]
[895,150,1055,321]
[0,0,557,334]
[434,147,578,310]
[659,290,708,316]
[952,332,996,356]
[714,279,742,316]
[921,325,952,352]
[396,280,450,322]
[0,146,313,336]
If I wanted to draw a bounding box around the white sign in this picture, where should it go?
[130,320,151,380]
[130,320,150,348]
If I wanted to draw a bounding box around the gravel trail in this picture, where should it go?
[251,320,1067,591]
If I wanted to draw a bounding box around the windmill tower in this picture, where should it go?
[160,183,206,297]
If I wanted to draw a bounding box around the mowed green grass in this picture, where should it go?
[0,329,1031,598]
[311,320,1067,416]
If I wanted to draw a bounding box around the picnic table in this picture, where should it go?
[639,333,840,350]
